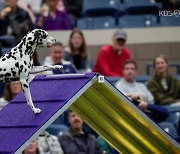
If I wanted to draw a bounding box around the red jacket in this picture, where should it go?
[93,45,131,77]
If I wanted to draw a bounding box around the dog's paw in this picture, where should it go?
[33,108,41,114]
[53,65,63,69]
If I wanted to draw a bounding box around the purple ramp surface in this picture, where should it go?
[0,73,96,153]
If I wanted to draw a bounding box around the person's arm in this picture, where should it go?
[147,81,174,105]
[146,104,169,123]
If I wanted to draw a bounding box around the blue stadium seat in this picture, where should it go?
[93,16,116,29]
[159,16,180,27]
[106,77,120,86]
[77,17,93,29]
[82,0,120,17]
[124,0,161,15]
[0,35,16,55]
[77,16,116,29]
[46,124,68,137]
[0,2,5,11]
[119,15,158,28]
[158,122,179,139]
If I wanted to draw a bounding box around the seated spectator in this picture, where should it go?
[43,42,77,74]
[38,131,64,154]
[115,59,168,123]
[65,28,90,71]
[0,0,33,42]
[59,110,100,154]
[147,54,180,105]
[36,0,72,30]
[115,59,154,104]
[0,81,22,111]
[93,29,131,77]
[22,139,40,154]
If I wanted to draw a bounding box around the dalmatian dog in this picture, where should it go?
[0,29,63,114]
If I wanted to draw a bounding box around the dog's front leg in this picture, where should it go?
[20,79,41,114]
[30,65,63,74]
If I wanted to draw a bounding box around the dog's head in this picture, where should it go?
[31,29,56,48]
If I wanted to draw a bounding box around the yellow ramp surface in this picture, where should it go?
[70,78,180,154]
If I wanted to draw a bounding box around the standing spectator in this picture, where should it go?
[147,54,180,105]
[38,131,64,154]
[93,29,131,77]
[0,0,33,42]
[36,0,72,30]
[65,28,90,71]
[115,59,154,104]
[59,110,100,154]
[0,81,22,111]
[43,42,77,74]
[23,139,40,154]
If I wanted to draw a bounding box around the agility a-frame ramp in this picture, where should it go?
[0,73,179,154]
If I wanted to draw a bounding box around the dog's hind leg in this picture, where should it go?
[20,79,41,114]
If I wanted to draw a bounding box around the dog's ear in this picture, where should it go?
[41,31,47,39]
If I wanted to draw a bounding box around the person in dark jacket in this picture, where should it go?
[59,110,100,154]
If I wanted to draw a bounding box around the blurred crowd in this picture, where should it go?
[0,0,180,154]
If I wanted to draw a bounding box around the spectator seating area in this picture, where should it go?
[72,0,180,29]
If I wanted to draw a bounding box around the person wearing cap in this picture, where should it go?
[93,29,131,77]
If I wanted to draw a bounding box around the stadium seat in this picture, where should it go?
[106,77,120,86]
[77,16,116,29]
[93,16,116,29]
[124,0,161,15]
[118,15,158,28]
[46,124,69,137]
[0,2,5,11]
[77,17,93,29]
[159,16,180,27]
[82,0,120,17]
[158,122,179,139]
[0,35,16,55]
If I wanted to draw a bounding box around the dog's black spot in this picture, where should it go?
[23,84,28,88]
[19,65,24,74]
[18,43,23,49]
[14,48,17,51]
[20,53,23,58]
[2,58,6,61]
[12,56,17,60]
[24,61,27,65]
[3,69,6,71]
[24,68,27,72]
[28,37,32,40]
[0,68,2,71]
[15,62,19,68]
[5,73,11,78]
[12,71,16,77]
